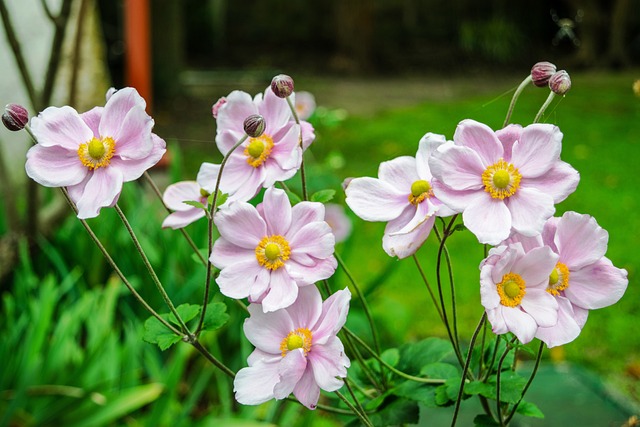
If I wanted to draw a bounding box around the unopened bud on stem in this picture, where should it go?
[531,61,557,87]
[243,114,266,137]
[2,103,29,131]
[549,70,571,95]
[271,74,294,98]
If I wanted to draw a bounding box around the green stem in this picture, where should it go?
[495,337,517,426]
[114,204,190,335]
[196,134,249,335]
[285,96,308,201]
[412,254,445,323]
[143,171,208,267]
[340,329,383,392]
[343,377,368,423]
[344,328,444,385]
[451,313,487,427]
[533,91,556,123]
[504,341,545,424]
[503,75,532,128]
[435,220,460,355]
[334,390,375,427]
[189,339,235,378]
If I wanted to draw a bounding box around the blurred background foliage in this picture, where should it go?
[1,0,640,425]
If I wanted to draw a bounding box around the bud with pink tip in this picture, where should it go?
[211,97,227,119]
[2,103,29,131]
[243,114,266,137]
[270,74,294,98]
[549,70,571,95]
[531,61,557,87]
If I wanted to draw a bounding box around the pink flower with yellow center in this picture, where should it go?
[345,133,454,258]
[25,88,166,219]
[210,187,337,312]
[506,211,628,347]
[198,88,315,204]
[234,285,351,409]
[429,120,579,245]
[480,242,559,344]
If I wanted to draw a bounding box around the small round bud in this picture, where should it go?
[243,114,266,137]
[270,74,294,98]
[2,103,29,131]
[531,61,557,87]
[105,87,118,102]
[549,70,571,95]
[211,97,227,119]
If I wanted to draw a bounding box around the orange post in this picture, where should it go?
[124,0,152,111]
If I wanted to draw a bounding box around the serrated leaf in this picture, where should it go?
[420,362,460,379]
[201,302,230,332]
[515,400,544,418]
[397,338,454,375]
[170,303,201,326]
[183,200,207,210]
[209,190,228,208]
[381,348,400,367]
[392,380,439,407]
[310,189,336,203]
[434,384,451,406]
[143,316,182,350]
[464,380,494,398]
[367,397,419,426]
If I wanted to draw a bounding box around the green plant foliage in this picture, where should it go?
[310,189,336,203]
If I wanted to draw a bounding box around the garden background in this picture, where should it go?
[1,0,640,425]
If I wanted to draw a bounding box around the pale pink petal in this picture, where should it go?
[162,181,201,211]
[495,124,522,162]
[216,129,247,157]
[507,187,555,237]
[520,288,558,328]
[504,232,544,253]
[573,304,589,328]
[430,180,477,213]
[108,105,154,160]
[286,285,323,330]
[31,106,93,149]
[243,302,294,354]
[312,288,351,345]
[555,212,608,270]
[309,337,349,391]
[290,222,335,260]
[234,359,280,405]
[502,307,538,344]
[287,257,337,285]
[75,167,124,219]
[210,238,255,269]
[300,120,315,150]
[214,202,267,249]
[100,87,147,130]
[289,202,325,237]
[564,257,628,309]
[535,296,582,348]
[262,187,292,235]
[453,119,503,166]
[249,268,272,302]
[345,177,407,222]
[197,159,261,203]
[260,88,294,133]
[490,244,522,284]
[293,367,321,409]
[111,133,166,180]
[268,124,302,171]
[25,144,87,187]
[216,91,257,147]
[429,144,485,190]
[80,106,103,137]
[261,268,299,312]
[523,160,579,204]
[382,212,435,259]
[66,174,90,202]
[378,156,419,192]
[389,199,435,236]
[247,348,281,366]
[487,307,509,335]
[416,133,447,180]
[161,209,205,229]
[513,246,558,288]
[274,350,308,399]
[511,124,562,177]
[462,197,511,245]
[324,204,352,243]
[216,259,262,299]
[480,265,501,310]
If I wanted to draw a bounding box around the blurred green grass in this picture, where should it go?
[313,70,640,396]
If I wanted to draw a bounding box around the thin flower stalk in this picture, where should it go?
[334,390,375,427]
[504,341,545,424]
[434,218,460,353]
[495,336,518,426]
[343,377,369,423]
[503,75,532,127]
[285,95,308,201]
[534,91,556,123]
[340,329,384,392]
[189,338,236,378]
[412,254,445,323]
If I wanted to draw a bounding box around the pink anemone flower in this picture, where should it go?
[210,187,337,312]
[25,88,166,219]
[480,242,559,344]
[429,120,579,245]
[507,211,628,347]
[161,181,208,229]
[234,285,351,409]
[345,133,455,258]
[198,88,315,204]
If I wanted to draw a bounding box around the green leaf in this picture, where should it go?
[286,190,302,205]
[310,189,336,203]
[143,316,181,351]
[182,200,207,210]
[515,400,544,418]
[464,380,494,398]
[170,303,201,326]
[397,338,454,375]
[201,302,230,332]
[366,397,419,426]
[209,190,229,208]
[420,362,460,379]
[381,348,400,367]
[492,371,527,404]
[392,380,439,407]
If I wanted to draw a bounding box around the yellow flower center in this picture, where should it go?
[280,328,313,357]
[408,179,433,205]
[255,235,291,270]
[244,134,274,167]
[547,262,570,296]
[496,272,526,307]
[77,136,116,170]
[482,158,521,199]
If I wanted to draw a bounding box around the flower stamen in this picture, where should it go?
[482,158,521,199]
[497,272,526,307]
[280,328,313,357]
[245,134,274,168]
[255,235,291,270]
[547,262,570,296]
[77,136,116,170]
[408,179,433,205]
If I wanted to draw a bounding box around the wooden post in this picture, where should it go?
[124,0,152,111]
